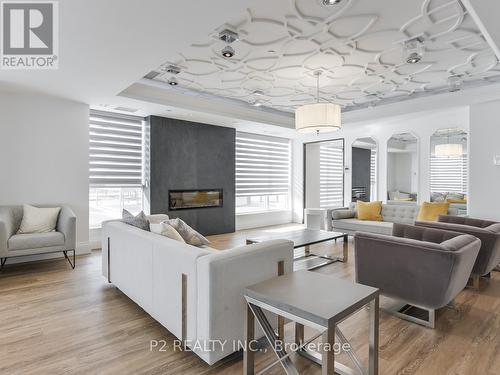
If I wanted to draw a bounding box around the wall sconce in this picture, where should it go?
[494,155,500,166]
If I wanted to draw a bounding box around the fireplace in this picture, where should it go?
[169,189,223,211]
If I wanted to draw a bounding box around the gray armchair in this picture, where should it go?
[0,205,76,269]
[416,215,500,288]
[354,224,480,328]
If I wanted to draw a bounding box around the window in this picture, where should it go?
[370,149,377,201]
[430,154,468,194]
[235,132,291,214]
[89,111,145,228]
[319,141,344,208]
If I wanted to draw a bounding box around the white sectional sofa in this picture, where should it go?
[101,221,294,365]
[326,203,459,236]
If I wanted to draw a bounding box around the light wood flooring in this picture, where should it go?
[0,224,499,375]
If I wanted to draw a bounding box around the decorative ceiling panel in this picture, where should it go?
[145,0,500,112]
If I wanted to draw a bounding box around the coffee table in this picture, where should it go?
[244,270,379,375]
[246,229,348,270]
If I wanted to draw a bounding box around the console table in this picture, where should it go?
[244,270,379,375]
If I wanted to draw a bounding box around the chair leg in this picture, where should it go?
[63,250,76,269]
[467,275,480,290]
[384,304,435,329]
[0,257,6,270]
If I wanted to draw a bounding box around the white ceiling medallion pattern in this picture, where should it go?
[146,0,500,112]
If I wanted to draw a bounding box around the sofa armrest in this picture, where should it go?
[57,206,76,249]
[354,231,479,309]
[324,207,353,231]
[0,207,15,256]
[195,239,294,364]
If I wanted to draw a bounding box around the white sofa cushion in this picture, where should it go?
[333,219,394,235]
[8,232,65,250]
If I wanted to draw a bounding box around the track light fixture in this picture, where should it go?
[403,38,424,64]
[447,75,462,92]
[219,29,238,59]
[222,45,235,58]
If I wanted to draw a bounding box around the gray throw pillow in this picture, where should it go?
[122,209,150,231]
[167,218,210,246]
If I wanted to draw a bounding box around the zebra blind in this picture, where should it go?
[430,155,468,194]
[89,111,144,187]
[235,132,291,197]
[319,141,344,208]
[370,149,377,201]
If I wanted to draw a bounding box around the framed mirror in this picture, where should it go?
[387,132,418,204]
[430,128,468,215]
[351,137,377,202]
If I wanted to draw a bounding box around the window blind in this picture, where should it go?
[430,155,468,194]
[319,142,344,208]
[89,111,144,187]
[236,132,291,197]
[370,149,377,200]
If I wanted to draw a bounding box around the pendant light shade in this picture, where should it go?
[435,143,463,157]
[295,71,342,134]
[295,103,341,133]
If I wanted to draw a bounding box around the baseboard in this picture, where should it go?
[77,241,91,254]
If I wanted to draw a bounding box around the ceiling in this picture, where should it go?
[0,0,499,134]
[142,0,500,113]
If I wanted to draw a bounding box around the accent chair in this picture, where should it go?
[416,215,500,288]
[0,205,76,269]
[354,223,480,328]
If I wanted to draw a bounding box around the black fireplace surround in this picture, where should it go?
[149,116,235,235]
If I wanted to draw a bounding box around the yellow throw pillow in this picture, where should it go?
[357,201,383,221]
[417,202,449,222]
[446,199,467,204]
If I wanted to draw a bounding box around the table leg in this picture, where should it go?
[244,303,255,375]
[322,322,335,375]
[295,322,304,345]
[305,245,310,256]
[369,297,379,375]
[342,235,349,262]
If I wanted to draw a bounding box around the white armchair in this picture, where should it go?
[0,205,76,269]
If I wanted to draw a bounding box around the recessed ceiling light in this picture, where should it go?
[168,77,178,86]
[322,0,342,5]
[222,45,235,58]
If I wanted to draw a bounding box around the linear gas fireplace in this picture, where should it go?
[169,189,223,211]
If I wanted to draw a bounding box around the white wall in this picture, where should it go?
[469,100,500,220]
[0,89,90,255]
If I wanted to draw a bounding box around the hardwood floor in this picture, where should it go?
[0,224,499,375]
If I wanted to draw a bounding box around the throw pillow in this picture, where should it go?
[167,218,210,246]
[18,204,61,234]
[431,192,446,202]
[147,214,169,224]
[150,222,185,243]
[356,201,383,221]
[417,202,450,222]
[122,209,150,231]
